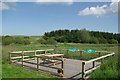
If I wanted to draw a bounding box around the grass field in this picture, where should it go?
[2,43,119,79]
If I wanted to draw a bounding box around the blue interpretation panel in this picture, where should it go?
[84,49,96,53]
[68,49,80,51]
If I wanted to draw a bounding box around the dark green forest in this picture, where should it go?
[44,29,120,44]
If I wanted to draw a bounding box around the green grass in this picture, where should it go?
[2,43,119,79]
[2,45,60,79]
[2,63,58,78]
[90,56,119,79]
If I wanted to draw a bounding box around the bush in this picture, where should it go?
[37,38,57,45]
[37,38,46,44]
[46,38,57,45]
[2,36,14,45]
[14,38,30,45]
[108,39,118,44]
[78,30,91,43]
[98,38,108,44]
[89,37,99,44]
[22,39,31,45]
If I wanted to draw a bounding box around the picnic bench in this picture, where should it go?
[43,54,64,65]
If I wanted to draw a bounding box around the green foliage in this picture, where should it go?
[44,29,120,44]
[37,38,46,44]
[90,56,118,79]
[108,39,118,44]
[55,36,68,43]
[2,36,14,45]
[98,38,108,44]
[79,30,91,43]
[37,38,57,45]
[22,39,31,45]
[89,37,99,44]
[46,38,57,45]
[14,38,30,45]
[2,35,31,45]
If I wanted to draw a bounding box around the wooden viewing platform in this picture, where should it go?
[9,49,115,79]
[14,58,100,79]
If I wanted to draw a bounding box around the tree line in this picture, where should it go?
[44,29,120,44]
[2,29,119,45]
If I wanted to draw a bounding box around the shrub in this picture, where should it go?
[24,36,30,39]
[14,38,30,45]
[108,39,118,44]
[22,39,31,45]
[89,37,99,44]
[2,36,14,45]
[98,38,108,44]
[37,38,46,44]
[46,38,57,45]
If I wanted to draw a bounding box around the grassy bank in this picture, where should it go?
[90,55,119,79]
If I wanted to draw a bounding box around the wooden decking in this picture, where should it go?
[15,58,101,79]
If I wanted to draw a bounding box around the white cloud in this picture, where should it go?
[3,0,19,2]
[0,2,10,10]
[111,0,120,2]
[35,0,73,5]
[78,0,119,17]
[78,5,107,17]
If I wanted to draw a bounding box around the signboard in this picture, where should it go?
[68,49,80,51]
[84,49,96,53]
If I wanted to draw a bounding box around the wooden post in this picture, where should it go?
[80,51,83,60]
[22,51,24,67]
[93,61,95,68]
[37,57,40,71]
[67,50,69,58]
[54,49,56,54]
[61,59,64,77]
[34,50,36,60]
[9,52,11,64]
[99,52,100,57]
[99,52,102,62]
[82,62,85,80]
[45,50,47,54]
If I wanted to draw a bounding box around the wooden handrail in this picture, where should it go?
[81,52,115,79]
[83,52,115,64]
